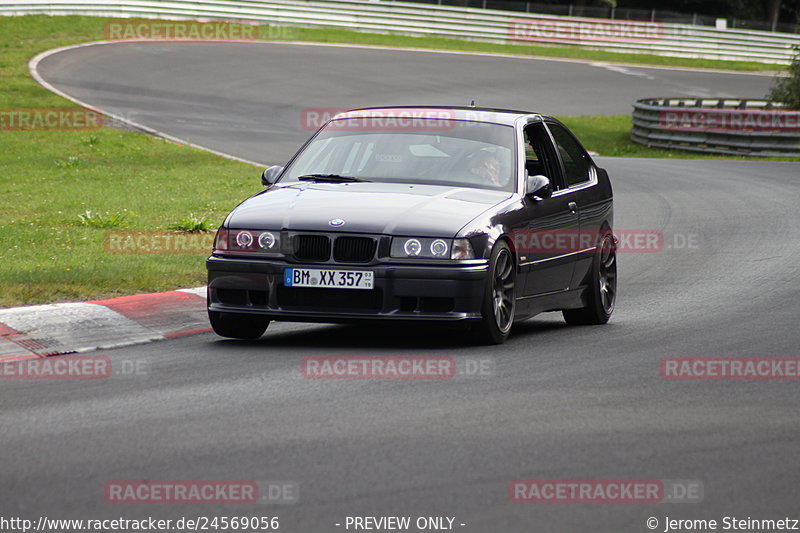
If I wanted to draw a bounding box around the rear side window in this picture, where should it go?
[548,123,591,187]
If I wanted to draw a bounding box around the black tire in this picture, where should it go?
[473,240,516,345]
[563,232,617,325]
[209,311,269,340]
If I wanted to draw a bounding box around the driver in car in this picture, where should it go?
[469,150,507,188]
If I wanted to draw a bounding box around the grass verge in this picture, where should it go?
[0,16,259,307]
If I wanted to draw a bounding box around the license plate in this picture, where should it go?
[284,268,374,290]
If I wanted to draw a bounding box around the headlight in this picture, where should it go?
[391,237,459,259]
[213,229,229,251]
[404,238,422,256]
[430,239,448,257]
[258,231,277,250]
[214,228,282,254]
[451,238,475,260]
[235,230,254,248]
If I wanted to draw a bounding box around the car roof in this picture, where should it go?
[332,106,547,127]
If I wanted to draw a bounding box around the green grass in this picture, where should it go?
[0,15,793,306]
[0,126,259,307]
[558,115,669,157]
[0,15,261,307]
[556,115,800,159]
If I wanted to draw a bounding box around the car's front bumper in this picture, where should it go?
[206,255,488,322]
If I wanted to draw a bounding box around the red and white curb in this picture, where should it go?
[0,287,209,363]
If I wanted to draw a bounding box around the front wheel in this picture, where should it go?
[473,241,516,345]
[563,232,617,325]
[209,311,269,339]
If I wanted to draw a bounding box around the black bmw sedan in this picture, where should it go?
[207,107,615,344]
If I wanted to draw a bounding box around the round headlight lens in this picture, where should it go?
[235,230,254,248]
[430,239,448,257]
[403,238,422,256]
[258,231,276,249]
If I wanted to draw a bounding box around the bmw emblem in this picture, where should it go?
[329,218,345,227]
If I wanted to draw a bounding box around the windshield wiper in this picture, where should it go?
[297,174,370,183]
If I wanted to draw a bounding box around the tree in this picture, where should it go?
[613,0,799,26]
[768,0,782,30]
[767,48,800,108]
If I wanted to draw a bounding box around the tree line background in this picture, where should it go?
[585,0,799,28]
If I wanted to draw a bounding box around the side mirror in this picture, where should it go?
[526,174,552,201]
[262,165,284,187]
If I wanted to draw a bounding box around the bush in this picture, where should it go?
[169,213,212,232]
[77,210,129,228]
[767,48,800,109]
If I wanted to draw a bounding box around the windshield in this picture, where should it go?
[279,119,517,192]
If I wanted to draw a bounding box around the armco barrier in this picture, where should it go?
[2,0,800,64]
[631,98,800,157]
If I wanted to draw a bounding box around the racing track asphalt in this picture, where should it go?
[1,41,799,532]
[32,41,776,164]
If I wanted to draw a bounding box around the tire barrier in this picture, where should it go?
[631,98,800,157]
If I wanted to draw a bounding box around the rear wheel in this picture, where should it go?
[563,232,616,325]
[473,241,515,345]
[209,311,269,339]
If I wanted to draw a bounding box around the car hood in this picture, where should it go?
[227,181,512,236]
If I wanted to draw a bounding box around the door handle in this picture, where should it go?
[568,202,578,213]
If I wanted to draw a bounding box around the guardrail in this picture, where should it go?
[631,98,800,157]
[2,0,800,65]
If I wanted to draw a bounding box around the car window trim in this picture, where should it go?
[544,120,596,189]
[519,117,566,192]
[551,165,598,197]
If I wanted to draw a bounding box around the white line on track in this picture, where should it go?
[29,41,266,167]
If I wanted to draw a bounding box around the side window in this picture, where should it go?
[548,123,591,187]
[523,124,559,188]
[523,129,540,162]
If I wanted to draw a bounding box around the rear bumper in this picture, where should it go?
[206,255,489,322]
